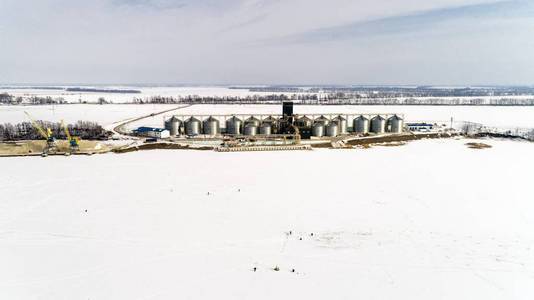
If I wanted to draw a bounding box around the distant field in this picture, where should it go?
[0,86,281,104]
[2,104,534,131]
[137,104,534,129]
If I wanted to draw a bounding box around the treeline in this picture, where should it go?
[0,93,67,105]
[65,88,141,94]
[132,94,534,106]
[0,93,15,104]
[0,121,112,141]
[132,94,300,104]
[234,86,534,98]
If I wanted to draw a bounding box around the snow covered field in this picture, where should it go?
[3,104,533,130]
[147,104,534,129]
[1,138,533,299]
[2,86,533,105]
[0,86,275,104]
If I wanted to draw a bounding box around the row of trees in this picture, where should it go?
[0,93,67,105]
[132,94,534,106]
[0,121,112,141]
[239,86,534,98]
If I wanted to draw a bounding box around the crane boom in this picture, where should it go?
[61,120,72,141]
[24,111,49,139]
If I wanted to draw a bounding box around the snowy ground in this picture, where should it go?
[146,104,534,129]
[0,104,184,126]
[0,86,277,104]
[3,103,532,130]
[1,138,533,299]
[2,86,533,105]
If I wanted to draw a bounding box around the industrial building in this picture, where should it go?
[406,123,434,131]
[131,102,414,150]
[160,102,405,139]
[133,127,170,138]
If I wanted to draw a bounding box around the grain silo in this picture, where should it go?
[370,115,386,133]
[326,122,339,137]
[184,117,201,136]
[244,123,258,136]
[164,116,181,136]
[388,115,404,133]
[312,122,325,137]
[225,116,242,135]
[202,116,220,135]
[332,115,347,134]
[353,115,369,133]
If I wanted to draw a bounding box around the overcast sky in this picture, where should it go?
[0,0,533,85]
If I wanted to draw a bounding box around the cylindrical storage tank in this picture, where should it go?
[353,115,369,133]
[244,124,258,136]
[315,115,330,126]
[244,116,260,127]
[326,122,339,137]
[164,116,181,136]
[388,115,404,133]
[295,116,312,128]
[259,123,271,135]
[185,117,201,135]
[370,115,386,133]
[332,115,347,134]
[262,116,277,124]
[312,122,324,137]
[225,116,242,135]
[202,116,220,135]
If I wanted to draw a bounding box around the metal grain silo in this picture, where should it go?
[326,122,339,137]
[353,115,369,133]
[244,124,258,136]
[315,115,330,126]
[225,116,242,135]
[259,123,272,135]
[164,116,181,136]
[370,115,386,133]
[312,122,324,137]
[295,116,312,128]
[262,116,278,124]
[244,116,260,127]
[332,115,347,134]
[184,117,201,136]
[388,115,404,133]
[202,116,220,135]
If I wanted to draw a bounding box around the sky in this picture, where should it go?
[0,0,533,86]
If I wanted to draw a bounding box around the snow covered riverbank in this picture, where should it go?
[1,138,533,299]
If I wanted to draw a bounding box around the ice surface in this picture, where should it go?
[1,138,533,299]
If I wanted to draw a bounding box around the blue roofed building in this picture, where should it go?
[133,127,170,138]
[406,123,434,131]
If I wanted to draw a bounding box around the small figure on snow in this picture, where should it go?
[253,267,257,272]
[274,265,280,272]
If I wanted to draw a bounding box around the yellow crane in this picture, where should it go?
[24,111,56,152]
[61,120,80,151]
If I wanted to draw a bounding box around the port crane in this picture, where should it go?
[61,120,80,152]
[24,111,56,153]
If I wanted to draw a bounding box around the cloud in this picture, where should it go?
[0,0,533,85]
[259,0,529,44]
